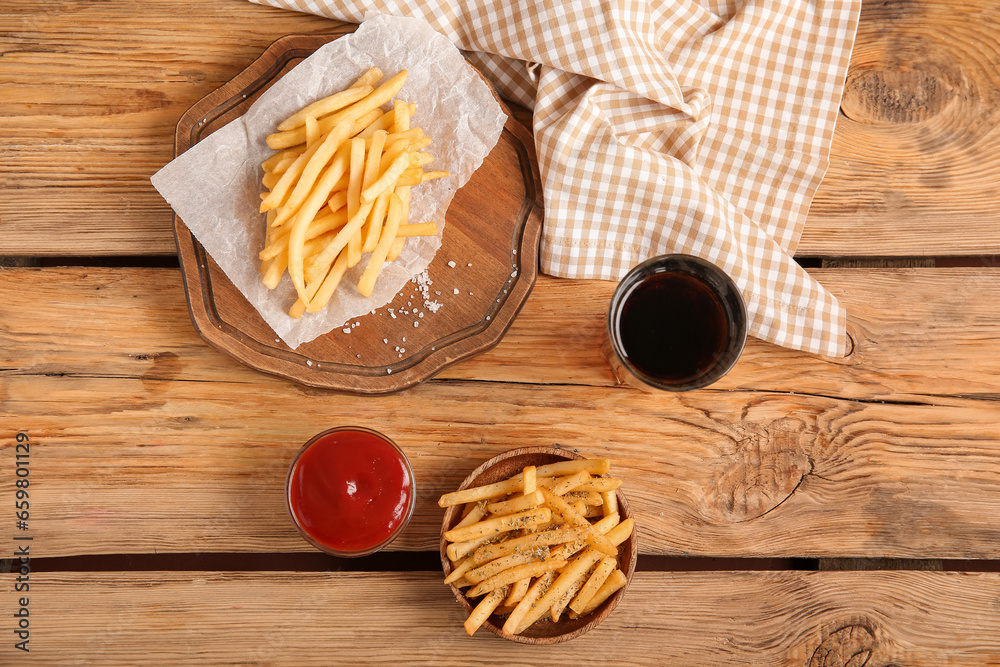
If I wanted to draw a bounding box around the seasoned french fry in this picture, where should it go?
[485,490,544,516]
[605,517,634,547]
[453,502,486,531]
[466,559,566,598]
[464,547,550,584]
[444,555,475,585]
[564,490,603,506]
[502,571,557,635]
[443,457,634,636]
[443,507,552,544]
[447,531,502,563]
[602,490,618,517]
[514,548,603,632]
[523,466,537,495]
[505,578,531,606]
[568,556,616,615]
[551,470,591,496]
[472,526,587,566]
[569,569,627,619]
[520,459,612,482]
[465,587,506,636]
[438,477,525,508]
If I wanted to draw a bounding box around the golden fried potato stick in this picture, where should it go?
[356,191,404,298]
[501,571,557,635]
[568,556,616,616]
[443,507,552,544]
[345,136,367,267]
[466,559,566,598]
[277,83,374,132]
[303,198,374,286]
[472,526,587,566]
[485,489,544,516]
[464,547,551,585]
[505,578,531,606]
[360,130,388,252]
[513,548,603,632]
[464,586,506,636]
[568,569,627,619]
[262,147,302,172]
[305,115,320,147]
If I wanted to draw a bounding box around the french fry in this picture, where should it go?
[485,490,544,516]
[438,477,525,508]
[305,115,320,147]
[550,470,591,496]
[465,587,507,636]
[277,83,374,132]
[394,222,438,238]
[505,578,531,606]
[605,517,634,547]
[453,502,487,531]
[466,559,567,598]
[514,548,604,632]
[569,569,627,619]
[444,555,476,585]
[502,571,557,635]
[464,547,550,585]
[447,531,502,563]
[523,466,537,495]
[356,192,403,297]
[602,490,618,517]
[361,151,409,204]
[443,507,552,544]
[568,556,617,615]
[472,526,587,566]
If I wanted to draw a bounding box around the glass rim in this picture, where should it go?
[285,426,415,558]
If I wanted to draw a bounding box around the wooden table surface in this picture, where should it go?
[3,0,1000,664]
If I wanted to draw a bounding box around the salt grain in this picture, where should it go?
[447,260,457,268]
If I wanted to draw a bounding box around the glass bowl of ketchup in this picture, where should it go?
[285,426,415,557]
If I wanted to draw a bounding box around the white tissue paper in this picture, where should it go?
[152,14,506,348]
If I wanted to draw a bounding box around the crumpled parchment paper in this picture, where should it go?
[152,14,506,348]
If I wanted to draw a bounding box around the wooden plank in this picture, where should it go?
[800,0,1000,256]
[4,374,1000,558]
[5,570,999,665]
[3,267,1000,400]
[3,0,1000,258]
[0,0,338,256]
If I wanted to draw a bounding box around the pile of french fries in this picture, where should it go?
[439,458,634,637]
[257,68,448,318]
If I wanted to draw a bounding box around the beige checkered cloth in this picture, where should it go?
[252,0,860,356]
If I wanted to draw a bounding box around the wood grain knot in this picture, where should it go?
[808,621,878,667]
[841,67,955,125]
[704,419,812,523]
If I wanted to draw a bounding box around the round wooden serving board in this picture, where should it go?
[172,30,544,393]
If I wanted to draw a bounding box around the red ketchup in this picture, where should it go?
[287,428,413,555]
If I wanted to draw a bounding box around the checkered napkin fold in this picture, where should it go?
[252,0,861,356]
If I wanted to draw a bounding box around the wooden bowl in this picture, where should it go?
[440,446,637,644]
